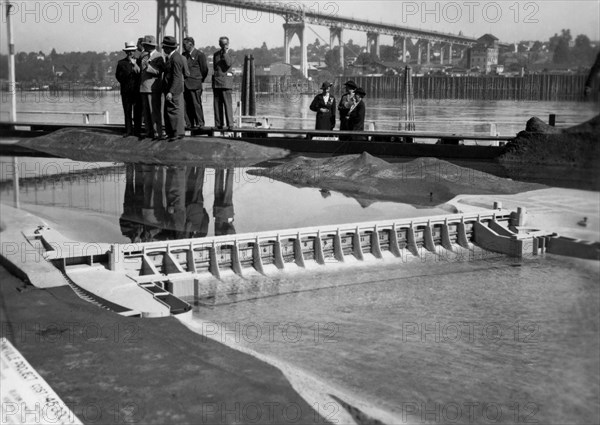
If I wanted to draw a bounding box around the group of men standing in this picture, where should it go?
[115,35,235,142]
[309,79,367,139]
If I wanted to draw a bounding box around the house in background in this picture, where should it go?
[469,34,499,74]
[255,62,306,79]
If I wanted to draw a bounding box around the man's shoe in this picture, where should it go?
[168,135,184,142]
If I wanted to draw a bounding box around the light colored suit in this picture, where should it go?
[139,50,165,138]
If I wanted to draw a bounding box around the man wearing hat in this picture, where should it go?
[212,36,235,130]
[162,36,188,142]
[132,37,145,136]
[338,80,357,139]
[115,41,141,137]
[182,37,209,129]
[346,87,367,141]
[139,35,165,140]
[309,81,336,130]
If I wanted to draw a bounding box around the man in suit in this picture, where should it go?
[139,35,165,140]
[115,41,140,137]
[212,36,235,130]
[162,36,188,142]
[182,37,209,129]
[132,37,144,136]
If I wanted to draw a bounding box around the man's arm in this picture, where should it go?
[170,55,185,94]
[146,55,165,76]
[330,97,336,126]
[198,52,209,82]
[222,50,234,69]
[309,95,321,112]
[115,61,124,83]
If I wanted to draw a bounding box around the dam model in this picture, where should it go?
[11,205,598,318]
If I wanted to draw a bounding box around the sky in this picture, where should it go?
[1,0,599,54]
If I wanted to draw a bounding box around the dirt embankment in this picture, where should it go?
[18,128,289,167]
[500,114,600,168]
[249,154,543,208]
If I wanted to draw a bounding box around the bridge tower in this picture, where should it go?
[393,35,408,63]
[366,32,380,57]
[156,0,188,50]
[283,14,308,78]
[329,27,344,70]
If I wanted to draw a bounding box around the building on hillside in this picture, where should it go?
[255,62,295,77]
[469,34,499,74]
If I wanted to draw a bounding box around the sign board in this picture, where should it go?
[1,338,82,425]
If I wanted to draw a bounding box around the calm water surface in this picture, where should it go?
[1,91,598,134]
[0,163,450,242]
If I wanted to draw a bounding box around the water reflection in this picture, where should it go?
[213,169,236,236]
[120,164,235,242]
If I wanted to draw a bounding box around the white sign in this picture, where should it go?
[1,338,82,425]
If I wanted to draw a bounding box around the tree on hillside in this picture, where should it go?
[379,45,399,62]
[85,62,97,81]
[324,47,342,72]
[553,38,570,64]
[572,34,593,63]
[549,29,572,64]
[97,61,106,83]
[355,52,375,67]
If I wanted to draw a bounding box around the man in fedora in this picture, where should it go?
[162,36,188,142]
[132,37,145,136]
[139,35,165,140]
[212,36,235,130]
[309,81,336,130]
[115,41,140,137]
[182,37,208,129]
[338,80,357,139]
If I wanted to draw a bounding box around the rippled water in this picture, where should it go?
[192,255,600,424]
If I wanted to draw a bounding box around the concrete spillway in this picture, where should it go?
[12,205,598,312]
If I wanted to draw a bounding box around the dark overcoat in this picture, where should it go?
[346,100,366,141]
[309,93,336,130]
